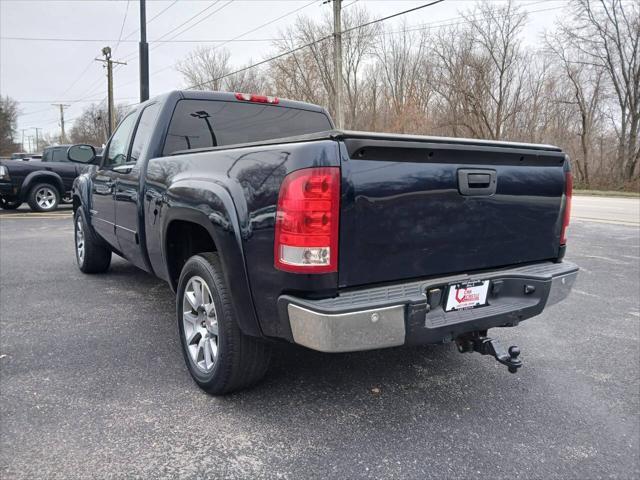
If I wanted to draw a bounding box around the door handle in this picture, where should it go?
[145,191,164,205]
[112,165,134,174]
[458,169,497,196]
[467,173,492,187]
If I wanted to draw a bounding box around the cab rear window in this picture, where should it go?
[163,99,332,156]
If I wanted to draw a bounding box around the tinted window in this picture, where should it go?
[52,148,68,162]
[130,103,160,165]
[42,149,52,162]
[163,100,332,156]
[104,113,137,168]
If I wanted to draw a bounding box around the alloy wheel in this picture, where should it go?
[182,276,219,373]
[35,187,56,210]
[75,215,85,264]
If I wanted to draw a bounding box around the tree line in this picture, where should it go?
[3,0,637,191]
[178,0,639,190]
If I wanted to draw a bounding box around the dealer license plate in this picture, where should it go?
[445,280,490,312]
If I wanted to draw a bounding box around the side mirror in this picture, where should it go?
[67,144,96,164]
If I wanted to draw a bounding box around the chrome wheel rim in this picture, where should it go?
[183,276,218,373]
[75,215,85,264]
[35,187,56,210]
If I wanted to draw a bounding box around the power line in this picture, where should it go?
[158,0,235,44]
[0,2,560,44]
[342,0,444,35]
[187,0,445,89]
[211,0,318,53]
[116,0,225,62]
[114,0,131,53]
[0,36,278,43]
[17,97,138,104]
[120,0,179,42]
[117,0,320,89]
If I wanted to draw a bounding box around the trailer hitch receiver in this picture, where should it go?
[456,331,523,373]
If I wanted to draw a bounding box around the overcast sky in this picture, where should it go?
[0,0,570,148]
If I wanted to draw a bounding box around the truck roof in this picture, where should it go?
[150,90,328,115]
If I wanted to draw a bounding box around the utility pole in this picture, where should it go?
[332,0,344,129]
[21,129,26,152]
[139,0,149,102]
[51,103,70,143]
[96,46,127,137]
[33,127,42,152]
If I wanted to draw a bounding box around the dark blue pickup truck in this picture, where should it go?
[0,145,99,211]
[67,90,578,394]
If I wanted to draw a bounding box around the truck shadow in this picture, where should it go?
[105,257,516,411]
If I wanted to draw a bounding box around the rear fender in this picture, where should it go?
[20,171,64,202]
[161,179,261,337]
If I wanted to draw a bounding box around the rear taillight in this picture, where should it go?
[560,171,572,245]
[235,92,279,104]
[274,167,340,273]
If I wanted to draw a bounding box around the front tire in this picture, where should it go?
[177,253,271,395]
[74,209,111,273]
[28,183,59,212]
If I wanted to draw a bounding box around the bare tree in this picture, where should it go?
[566,0,640,180]
[546,31,605,187]
[0,96,20,155]
[69,102,130,146]
[171,0,638,189]
[464,0,528,140]
[269,5,378,128]
[223,62,269,94]
[374,23,430,133]
[176,46,232,91]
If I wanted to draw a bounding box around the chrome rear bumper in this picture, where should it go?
[281,261,578,353]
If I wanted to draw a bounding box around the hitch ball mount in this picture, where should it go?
[456,331,523,373]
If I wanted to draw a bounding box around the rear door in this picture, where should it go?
[90,112,138,249]
[114,102,160,269]
[338,137,567,288]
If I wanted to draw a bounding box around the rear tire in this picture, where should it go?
[0,198,21,210]
[177,252,271,395]
[74,209,111,273]
[28,183,59,212]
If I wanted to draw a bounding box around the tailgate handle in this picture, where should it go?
[458,169,497,196]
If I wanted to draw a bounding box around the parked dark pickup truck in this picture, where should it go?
[67,90,577,394]
[0,145,99,211]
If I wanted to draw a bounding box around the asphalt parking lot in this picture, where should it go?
[0,203,638,479]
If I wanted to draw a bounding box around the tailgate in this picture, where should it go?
[338,135,568,288]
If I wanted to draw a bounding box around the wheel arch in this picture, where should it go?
[160,189,261,338]
[20,171,64,201]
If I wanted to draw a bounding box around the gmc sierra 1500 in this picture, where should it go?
[67,90,577,394]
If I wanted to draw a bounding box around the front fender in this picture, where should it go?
[20,171,65,201]
[72,174,93,215]
[160,179,261,337]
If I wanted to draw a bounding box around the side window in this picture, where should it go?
[129,103,160,165]
[163,100,218,155]
[52,148,68,163]
[42,149,52,162]
[103,113,137,168]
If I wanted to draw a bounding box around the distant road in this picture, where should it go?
[572,195,640,226]
[1,196,637,226]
